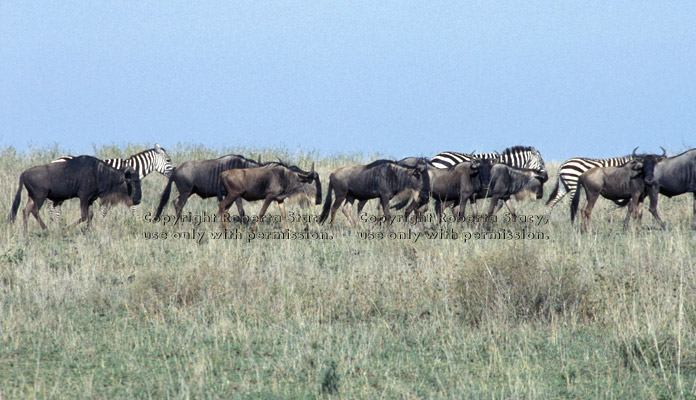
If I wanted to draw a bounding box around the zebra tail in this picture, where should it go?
[8,175,24,224]
[546,177,560,205]
[154,176,174,219]
[570,179,583,224]
[318,181,333,224]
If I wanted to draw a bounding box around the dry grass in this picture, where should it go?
[1,144,695,398]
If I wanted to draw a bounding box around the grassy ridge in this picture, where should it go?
[1,145,695,398]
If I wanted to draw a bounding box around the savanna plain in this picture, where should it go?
[1,144,695,399]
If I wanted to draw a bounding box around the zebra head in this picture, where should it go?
[154,143,174,178]
[527,146,546,171]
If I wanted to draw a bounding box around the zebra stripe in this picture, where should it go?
[49,144,173,220]
[431,146,546,170]
[545,156,632,213]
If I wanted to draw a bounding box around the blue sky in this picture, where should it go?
[1,1,694,162]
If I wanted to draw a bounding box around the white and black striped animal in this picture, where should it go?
[431,146,545,170]
[545,154,637,214]
[49,144,173,219]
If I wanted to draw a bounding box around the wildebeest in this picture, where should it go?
[354,157,432,219]
[154,154,264,219]
[644,148,696,229]
[49,143,174,220]
[396,157,495,223]
[319,160,430,230]
[473,164,548,227]
[570,149,665,233]
[217,163,321,232]
[7,156,141,232]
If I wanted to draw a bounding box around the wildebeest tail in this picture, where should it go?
[390,191,412,210]
[570,179,583,223]
[318,181,333,224]
[154,175,174,219]
[7,175,24,224]
[546,177,560,205]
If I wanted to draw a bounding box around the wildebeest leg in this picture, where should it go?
[327,190,346,231]
[23,198,47,232]
[457,195,469,223]
[647,187,665,229]
[356,200,368,215]
[253,198,274,233]
[74,199,92,228]
[581,192,599,234]
[434,200,444,223]
[217,193,239,231]
[342,196,358,228]
[379,195,392,232]
[503,200,520,229]
[484,197,499,230]
[278,201,289,231]
[234,198,245,221]
[173,192,190,219]
[692,193,696,230]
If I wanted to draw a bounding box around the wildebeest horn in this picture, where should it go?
[632,147,638,159]
[311,162,315,173]
[660,146,666,157]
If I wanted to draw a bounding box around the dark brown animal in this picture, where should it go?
[217,163,321,232]
[570,149,664,233]
[473,164,548,228]
[155,154,265,220]
[400,158,495,223]
[319,160,430,231]
[646,148,696,229]
[8,156,141,232]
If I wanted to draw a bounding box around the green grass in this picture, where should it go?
[1,144,695,398]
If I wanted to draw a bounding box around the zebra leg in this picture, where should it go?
[49,200,64,222]
[101,202,112,218]
[545,185,569,216]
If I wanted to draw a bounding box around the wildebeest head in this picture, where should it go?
[101,166,142,207]
[470,156,495,190]
[513,169,548,201]
[292,163,322,206]
[631,147,666,186]
[392,161,430,207]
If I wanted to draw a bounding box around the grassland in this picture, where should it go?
[1,144,695,398]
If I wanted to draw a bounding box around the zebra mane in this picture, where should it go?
[124,147,168,161]
[500,145,535,155]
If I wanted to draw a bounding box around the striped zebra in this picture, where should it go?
[545,155,632,214]
[431,145,546,171]
[49,144,174,220]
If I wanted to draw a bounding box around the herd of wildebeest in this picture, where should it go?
[7,144,696,233]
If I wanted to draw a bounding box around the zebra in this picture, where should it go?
[48,144,174,220]
[431,145,546,171]
[545,155,633,215]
